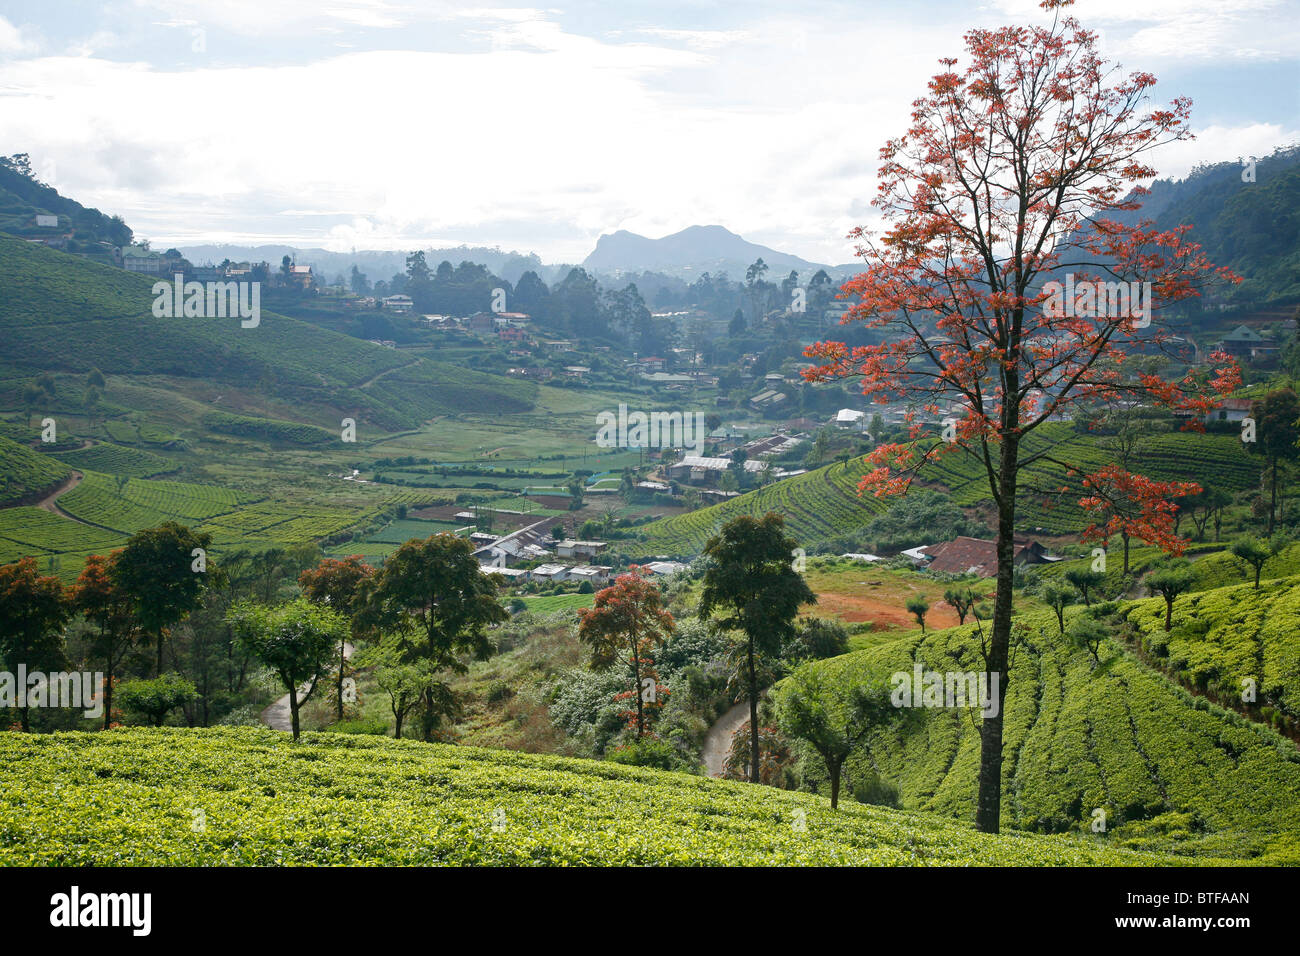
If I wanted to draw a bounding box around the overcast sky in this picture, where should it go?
[1,0,1296,264]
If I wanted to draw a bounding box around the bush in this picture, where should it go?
[116,674,197,726]
[604,738,696,773]
[486,679,513,704]
[216,704,264,728]
[328,718,390,736]
[853,770,901,808]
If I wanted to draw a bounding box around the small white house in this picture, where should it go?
[531,564,570,582]
[556,539,608,560]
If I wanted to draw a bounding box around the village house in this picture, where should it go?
[1203,396,1254,425]
[530,564,570,583]
[555,539,608,560]
[1213,325,1276,362]
[914,536,1054,577]
[566,565,613,585]
[382,294,414,313]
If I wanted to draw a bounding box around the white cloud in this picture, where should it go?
[0,15,40,55]
[0,5,1292,264]
[991,0,1300,61]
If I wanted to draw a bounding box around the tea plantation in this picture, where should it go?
[0,726,1190,866]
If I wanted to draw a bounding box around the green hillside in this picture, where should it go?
[779,581,1300,863]
[632,456,887,556]
[1126,575,1300,722]
[0,726,1189,866]
[0,433,71,505]
[0,235,537,432]
[634,422,1259,557]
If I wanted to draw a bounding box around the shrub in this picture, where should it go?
[604,738,696,773]
[852,770,902,808]
[328,718,390,736]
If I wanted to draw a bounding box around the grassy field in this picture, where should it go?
[519,592,596,614]
[0,726,1197,865]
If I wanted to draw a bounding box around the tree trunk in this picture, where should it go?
[1269,460,1278,534]
[155,628,164,677]
[976,432,1019,834]
[1122,532,1131,576]
[829,758,842,810]
[288,683,300,741]
[747,639,759,784]
[104,656,114,731]
[633,649,644,739]
[336,639,346,722]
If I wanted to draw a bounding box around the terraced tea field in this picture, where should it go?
[58,471,252,534]
[0,726,1190,866]
[0,507,129,568]
[49,441,175,478]
[632,456,888,556]
[789,594,1300,861]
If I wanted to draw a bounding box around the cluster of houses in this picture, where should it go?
[469,519,687,588]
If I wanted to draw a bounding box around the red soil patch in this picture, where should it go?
[811,591,962,631]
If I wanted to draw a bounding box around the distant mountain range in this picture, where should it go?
[178,225,855,287]
[582,224,852,279]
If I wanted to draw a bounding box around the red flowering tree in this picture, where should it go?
[804,0,1241,832]
[577,570,675,738]
[74,551,139,729]
[1079,467,1200,574]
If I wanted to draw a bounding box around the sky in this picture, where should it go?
[0,0,1297,265]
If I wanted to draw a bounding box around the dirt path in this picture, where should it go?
[33,471,95,527]
[355,358,419,389]
[702,701,751,777]
[261,642,355,732]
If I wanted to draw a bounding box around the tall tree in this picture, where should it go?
[111,523,212,675]
[73,551,139,729]
[0,557,70,731]
[1248,387,1300,534]
[228,598,345,741]
[803,0,1239,832]
[366,534,506,740]
[699,513,815,783]
[576,571,675,738]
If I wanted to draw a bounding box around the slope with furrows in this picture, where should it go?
[0,726,1192,866]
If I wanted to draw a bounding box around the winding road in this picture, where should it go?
[701,701,751,777]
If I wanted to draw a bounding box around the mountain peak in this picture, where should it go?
[583,224,821,278]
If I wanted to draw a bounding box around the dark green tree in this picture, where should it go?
[110,523,211,676]
[699,513,815,783]
[367,534,507,740]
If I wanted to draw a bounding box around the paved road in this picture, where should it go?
[702,701,751,777]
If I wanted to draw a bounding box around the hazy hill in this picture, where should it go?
[1114,146,1300,308]
[583,224,844,279]
[177,243,560,286]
